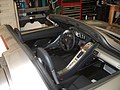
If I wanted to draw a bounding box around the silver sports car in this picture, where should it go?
[0,14,120,90]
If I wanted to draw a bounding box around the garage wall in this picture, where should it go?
[0,0,20,29]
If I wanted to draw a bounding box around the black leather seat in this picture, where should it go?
[37,47,60,84]
[37,47,91,89]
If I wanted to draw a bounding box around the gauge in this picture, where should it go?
[75,31,86,40]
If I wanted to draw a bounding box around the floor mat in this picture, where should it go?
[77,65,110,81]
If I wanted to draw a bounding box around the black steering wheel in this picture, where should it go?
[60,30,75,51]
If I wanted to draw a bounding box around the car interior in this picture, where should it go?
[14,15,120,90]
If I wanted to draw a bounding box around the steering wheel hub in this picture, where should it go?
[60,30,75,51]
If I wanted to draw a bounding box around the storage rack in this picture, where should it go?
[15,0,49,28]
[59,1,82,19]
[59,0,96,20]
[18,6,49,21]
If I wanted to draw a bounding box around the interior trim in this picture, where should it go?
[95,48,120,70]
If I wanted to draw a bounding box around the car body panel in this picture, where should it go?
[0,25,48,90]
[94,74,120,90]
[0,68,10,90]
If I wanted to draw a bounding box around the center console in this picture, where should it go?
[58,42,94,75]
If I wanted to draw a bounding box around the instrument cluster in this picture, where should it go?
[72,29,91,46]
[75,31,86,40]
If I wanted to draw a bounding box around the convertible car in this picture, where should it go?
[0,14,120,90]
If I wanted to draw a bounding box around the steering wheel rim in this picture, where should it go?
[60,30,75,51]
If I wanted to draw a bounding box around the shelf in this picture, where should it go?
[19,14,46,21]
[63,11,80,15]
[15,0,50,30]
[82,1,96,4]
[18,6,49,13]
